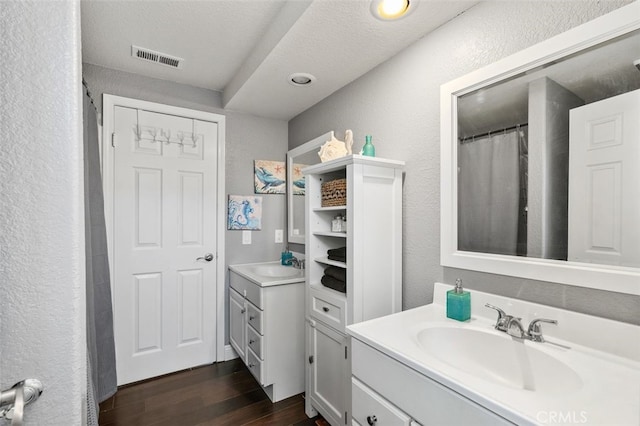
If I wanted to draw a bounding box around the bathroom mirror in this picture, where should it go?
[287,131,334,244]
[441,3,640,294]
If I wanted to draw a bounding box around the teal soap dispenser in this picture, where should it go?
[446,278,471,321]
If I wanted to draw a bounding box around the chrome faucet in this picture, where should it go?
[290,257,305,269]
[506,317,527,339]
[485,303,557,342]
[485,303,511,332]
[527,318,558,343]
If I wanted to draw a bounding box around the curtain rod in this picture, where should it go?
[459,123,528,142]
[82,77,102,124]
[82,78,98,112]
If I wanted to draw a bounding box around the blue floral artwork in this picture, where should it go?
[228,195,262,230]
[254,160,285,194]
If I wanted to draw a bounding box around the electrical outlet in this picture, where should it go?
[242,230,251,245]
[275,229,283,243]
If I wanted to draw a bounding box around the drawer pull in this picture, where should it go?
[240,308,246,314]
[367,415,377,425]
[322,307,330,312]
[249,339,255,345]
[249,315,256,321]
[248,363,255,368]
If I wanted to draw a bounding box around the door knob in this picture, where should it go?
[196,253,214,262]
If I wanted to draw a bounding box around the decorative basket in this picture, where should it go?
[321,178,347,207]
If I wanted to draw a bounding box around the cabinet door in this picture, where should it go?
[229,289,246,361]
[308,320,349,426]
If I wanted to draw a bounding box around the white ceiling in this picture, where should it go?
[81,0,476,121]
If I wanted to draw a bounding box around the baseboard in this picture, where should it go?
[224,344,238,361]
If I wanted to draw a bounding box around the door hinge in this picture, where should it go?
[111,132,116,147]
[308,355,314,364]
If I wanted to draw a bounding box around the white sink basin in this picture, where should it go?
[249,264,302,278]
[417,326,582,394]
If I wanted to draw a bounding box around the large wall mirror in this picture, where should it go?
[287,131,334,244]
[441,2,640,295]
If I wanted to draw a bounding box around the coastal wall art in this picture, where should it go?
[254,160,285,194]
[227,195,262,230]
[291,163,308,195]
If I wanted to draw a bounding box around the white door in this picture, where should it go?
[568,89,640,267]
[113,106,218,385]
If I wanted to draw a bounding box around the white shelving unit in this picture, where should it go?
[303,155,404,426]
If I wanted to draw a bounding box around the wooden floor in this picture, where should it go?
[99,359,321,426]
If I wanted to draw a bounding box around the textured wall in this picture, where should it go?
[289,1,639,324]
[82,64,289,343]
[0,2,86,425]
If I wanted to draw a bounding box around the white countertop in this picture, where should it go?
[347,283,640,425]
[228,261,305,287]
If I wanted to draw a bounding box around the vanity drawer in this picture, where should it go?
[246,347,264,385]
[310,287,346,331]
[247,325,263,359]
[229,271,263,309]
[247,302,263,334]
[352,377,411,426]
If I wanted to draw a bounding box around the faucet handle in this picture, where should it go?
[485,303,510,331]
[527,318,558,343]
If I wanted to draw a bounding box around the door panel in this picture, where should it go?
[134,167,163,247]
[178,172,204,246]
[568,89,640,267]
[177,269,203,345]
[134,272,162,353]
[308,320,348,426]
[113,106,218,385]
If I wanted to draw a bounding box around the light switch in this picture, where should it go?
[275,229,283,243]
[242,230,251,245]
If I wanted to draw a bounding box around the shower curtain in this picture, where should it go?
[84,83,117,424]
[458,129,524,256]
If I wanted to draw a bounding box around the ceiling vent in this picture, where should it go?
[131,45,183,69]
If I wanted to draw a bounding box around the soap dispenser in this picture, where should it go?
[447,278,471,321]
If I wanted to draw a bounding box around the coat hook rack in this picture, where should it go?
[132,125,199,148]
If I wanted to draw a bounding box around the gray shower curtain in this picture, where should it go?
[458,130,521,256]
[84,84,117,424]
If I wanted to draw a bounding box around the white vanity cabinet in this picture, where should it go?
[350,339,512,426]
[303,155,404,425]
[228,269,305,403]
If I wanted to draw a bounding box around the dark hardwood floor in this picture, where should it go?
[99,359,321,426]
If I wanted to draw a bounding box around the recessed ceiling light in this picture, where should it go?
[288,73,316,86]
[370,0,416,21]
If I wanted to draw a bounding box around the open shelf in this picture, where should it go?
[312,231,347,238]
[313,206,347,212]
[314,256,347,268]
